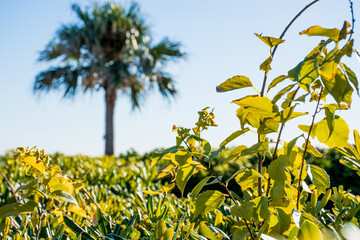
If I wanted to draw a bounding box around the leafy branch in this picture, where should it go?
[181,138,255,240]
[296,86,323,210]
[257,0,320,197]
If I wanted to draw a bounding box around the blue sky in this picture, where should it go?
[0,0,359,156]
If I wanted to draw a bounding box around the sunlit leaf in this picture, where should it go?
[220,128,249,147]
[268,75,288,92]
[322,70,353,107]
[316,116,349,148]
[193,190,225,220]
[298,220,323,240]
[21,157,46,175]
[235,168,263,191]
[260,56,272,71]
[307,164,330,193]
[176,164,196,195]
[300,25,341,41]
[0,201,37,218]
[216,75,253,92]
[254,33,285,48]
[230,202,255,220]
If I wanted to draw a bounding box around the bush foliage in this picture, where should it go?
[1,1,360,240]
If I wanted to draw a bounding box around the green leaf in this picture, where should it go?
[154,219,166,240]
[162,228,174,240]
[190,176,212,200]
[193,190,225,220]
[199,222,222,240]
[230,202,255,220]
[277,208,291,234]
[226,145,248,162]
[0,201,37,218]
[176,164,196,196]
[253,196,269,221]
[298,220,323,240]
[254,33,285,48]
[52,190,78,205]
[268,75,288,92]
[304,141,323,158]
[97,208,110,236]
[268,156,286,181]
[300,25,341,41]
[216,75,253,92]
[233,227,250,240]
[272,84,295,103]
[207,146,225,163]
[288,59,318,92]
[322,70,353,107]
[241,142,269,156]
[233,96,275,118]
[341,63,359,94]
[316,116,349,148]
[63,215,95,240]
[260,56,272,71]
[275,106,307,124]
[220,128,249,147]
[307,164,330,193]
[152,146,179,167]
[270,181,286,202]
[315,189,332,214]
[235,168,263,191]
[174,150,192,166]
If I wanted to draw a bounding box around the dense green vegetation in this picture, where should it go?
[0,145,359,239]
[2,1,360,240]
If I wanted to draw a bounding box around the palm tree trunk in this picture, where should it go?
[105,87,117,155]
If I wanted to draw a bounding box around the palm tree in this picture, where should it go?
[34,2,184,155]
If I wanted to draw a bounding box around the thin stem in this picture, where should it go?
[258,0,320,197]
[68,176,102,211]
[260,0,320,96]
[348,0,355,42]
[266,87,300,197]
[296,87,323,209]
[36,211,44,240]
[0,169,18,202]
[181,138,255,240]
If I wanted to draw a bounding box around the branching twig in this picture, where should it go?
[257,0,320,198]
[0,169,18,202]
[68,176,102,211]
[296,87,323,209]
[348,0,355,41]
[266,86,300,197]
[181,138,255,240]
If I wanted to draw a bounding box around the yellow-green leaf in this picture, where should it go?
[268,75,288,93]
[199,222,222,240]
[235,168,263,191]
[307,164,330,194]
[21,157,45,175]
[193,190,225,220]
[176,164,196,196]
[0,201,37,218]
[220,128,249,147]
[322,70,353,107]
[255,33,285,48]
[260,56,272,71]
[298,220,323,240]
[300,25,341,42]
[316,116,349,148]
[216,75,253,92]
[230,202,255,220]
